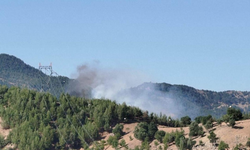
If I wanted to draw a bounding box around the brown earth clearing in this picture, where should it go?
[1,118,250,150]
[96,119,250,150]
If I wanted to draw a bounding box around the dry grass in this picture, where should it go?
[93,119,250,150]
[1,117,250,150]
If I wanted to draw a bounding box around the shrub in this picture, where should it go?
[107,135,118,148]
[189,122,204,137]
[199,140,204,146]
[119,139,128,149]
[180,116,191,126]
[154,140,159,146]
[154,130,166,143]
[112,124,124,139]
[134,122,158,141]
[204,120,213,129]
[0,135,6,148]
[246,138,250,147]
[227,107,243,121]
[208,131,217,144]
[218,141,229,150]
[129,136,133,141]
[228,119,235,128]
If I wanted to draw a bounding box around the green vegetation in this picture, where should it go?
[221,107,243,127]
[0,84,200,150]
[134,122,158,141]
[2,54,250,149]
[208,131,217,144]
[154,130,166,143]
[180,116,191,126]
[246,138,250,147]
[0,54,69,97]
[107,135,118,148]
[0,85,148,149]
[112,124,124,139]
[189,122,204,137]
[218,141,229,150]
[194,115,213,125]
[162,129,195,150]
[2,54,250,119]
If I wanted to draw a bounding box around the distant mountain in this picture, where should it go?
[129,82,250,118]
[0,53,69,95]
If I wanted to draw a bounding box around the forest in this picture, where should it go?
[0,84,250,150]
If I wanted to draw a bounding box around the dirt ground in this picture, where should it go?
[0,117,11,138]
[98,119,250,150]
[1,118,250,150]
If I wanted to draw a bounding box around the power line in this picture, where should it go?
[39,64,92,148]
[35,70,69,148]
[53,72,96,143]
[48,76,90,147]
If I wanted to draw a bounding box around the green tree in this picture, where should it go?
[204,120,213,130]
[119,139,128,149]
[189,122,203,137]
[227,107,243,121]
[134,122,149,141]
[180,116,191,126]
[112,124,124,139]
[141,137,150,150]
[208,131,217,145]
[134,122,158,141]
[229,119,236,128]
[148,121,158,140]
[154,130,166,143]
[107,135,118,148]
[218,141,229,150]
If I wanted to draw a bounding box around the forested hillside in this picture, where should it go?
[0,85,141,149]
[0,85,192,150]
[0,54,69,96]
[1,85,250,150]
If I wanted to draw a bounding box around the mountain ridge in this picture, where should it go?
[1,53,250,118]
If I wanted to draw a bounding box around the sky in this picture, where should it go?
[1,0,250,91]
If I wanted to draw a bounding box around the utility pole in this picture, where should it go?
[39,63,53,75]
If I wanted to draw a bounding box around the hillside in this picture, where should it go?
[1,54,250,119]
[129,82,250,118]
[0,84,250,150]
[0,53,69,95]
[94,119,250,150]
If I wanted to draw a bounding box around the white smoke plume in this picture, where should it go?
[68,62,148,98]
[67,62,200,119]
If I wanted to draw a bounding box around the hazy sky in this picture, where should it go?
[1,1,250,91]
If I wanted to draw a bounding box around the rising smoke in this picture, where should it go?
[66,62,200,119]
